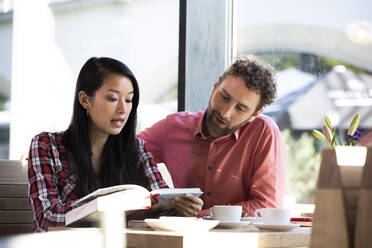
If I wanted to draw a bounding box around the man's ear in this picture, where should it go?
[248,108,263,122]
[211,77,221,94]
[78,90,90,110]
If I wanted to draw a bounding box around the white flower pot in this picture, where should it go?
[335,146,367,166]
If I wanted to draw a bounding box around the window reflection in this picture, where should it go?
[236,0,372,205]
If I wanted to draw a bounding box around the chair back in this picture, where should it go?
[0,160,32,236]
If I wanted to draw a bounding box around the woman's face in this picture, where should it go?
[80,73,134,138]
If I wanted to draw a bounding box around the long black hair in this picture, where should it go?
[63,57,148,197]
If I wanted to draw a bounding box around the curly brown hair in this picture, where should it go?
[219,55,277,111]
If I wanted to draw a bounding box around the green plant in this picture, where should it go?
[312,114,363,148]
[281,129,321,204]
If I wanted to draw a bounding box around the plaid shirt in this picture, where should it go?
[28,132,168,232]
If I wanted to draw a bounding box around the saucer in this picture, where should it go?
[241,216,257,223]
[144,217,219,232]
[253,223,300,231]
[215,220,252,229]
[204,216,256,224]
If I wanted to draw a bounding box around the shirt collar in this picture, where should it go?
[192,108,241,141]
[192,109,207,138]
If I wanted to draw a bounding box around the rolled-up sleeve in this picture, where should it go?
[136,137,168,190]
[28,134,74,232]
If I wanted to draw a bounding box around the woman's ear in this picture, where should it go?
[78,91,90,110]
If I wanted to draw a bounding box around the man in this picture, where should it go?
[138,55,286,216]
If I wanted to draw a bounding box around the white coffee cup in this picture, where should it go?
[254,208,291,225]
[209,205,242,222]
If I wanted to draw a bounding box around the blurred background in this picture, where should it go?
[0,0,371,208]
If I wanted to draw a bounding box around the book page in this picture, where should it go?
[71,184,148,207]
[66,188,151,226]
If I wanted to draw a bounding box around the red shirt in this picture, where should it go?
[138,111,286,216]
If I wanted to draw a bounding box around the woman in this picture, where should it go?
[28,57,203,232]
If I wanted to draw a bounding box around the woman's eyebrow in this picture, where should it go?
[107,89,134,95]
[107,89,120,93]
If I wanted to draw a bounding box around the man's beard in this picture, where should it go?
[205,102,252,138]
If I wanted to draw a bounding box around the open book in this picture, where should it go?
[65,184,203,226]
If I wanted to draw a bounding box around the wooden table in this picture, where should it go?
[126,226,310,248]
[0,225,311,248]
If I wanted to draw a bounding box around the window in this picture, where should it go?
[236,0,372,204]
[0,3,11,158]
[6,0,178,158]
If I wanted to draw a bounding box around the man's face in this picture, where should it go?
[205,75,263,138]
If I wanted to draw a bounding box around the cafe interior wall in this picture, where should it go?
[0,0,179,159]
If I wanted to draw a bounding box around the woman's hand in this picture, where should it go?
[170,193,203,217]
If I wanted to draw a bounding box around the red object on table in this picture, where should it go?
[290,217,312,222]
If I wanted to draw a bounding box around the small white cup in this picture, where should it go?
[254,208,291,225]
[209,205,242,222]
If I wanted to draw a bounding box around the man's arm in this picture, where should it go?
[138,117,205,216]
[240,123,286,215]
[198,123,285,217]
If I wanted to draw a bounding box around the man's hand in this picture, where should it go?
[170,193,203,217]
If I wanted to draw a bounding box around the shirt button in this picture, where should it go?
[206,192,210,196]
[208,166,212,170]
